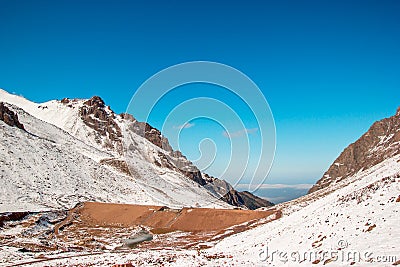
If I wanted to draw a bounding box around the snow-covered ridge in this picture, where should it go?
[0,89,86,135]
[0,89,232,211]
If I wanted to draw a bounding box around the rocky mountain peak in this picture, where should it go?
[0,102,24,130]
[120,113,135,122]
[309,106,400,193]
[127,120,174,153]
[84,96,106,109]
[78,96,123,153]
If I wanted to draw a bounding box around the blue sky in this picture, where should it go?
[1,0,399,186]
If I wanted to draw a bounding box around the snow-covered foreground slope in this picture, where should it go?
[201,154,400,266]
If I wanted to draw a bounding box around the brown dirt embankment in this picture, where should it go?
[79,202,275,232]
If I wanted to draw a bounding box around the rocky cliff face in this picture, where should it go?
[77,96,123,153]
[203,174,274,209]
[0,102,24,130]
[237,191,274,210]
[309,107,400,193]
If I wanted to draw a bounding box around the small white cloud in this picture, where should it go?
[174,122,195,130]
[222,128,258,138]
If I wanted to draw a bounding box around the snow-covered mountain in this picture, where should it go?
[0,89,272,212]
[309,107,400,193]
[0,90,398,266]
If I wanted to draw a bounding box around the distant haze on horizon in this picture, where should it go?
[1,1,399,187]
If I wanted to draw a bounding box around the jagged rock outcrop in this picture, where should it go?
[127,119,173,152]
[309,106,400,193]
[76,96,123,152]
[238,191,274,210]
[221,189,244,208]
[120,112,135,121]
[0,102,24,130]
[204,174,274,209]
[155,151,207,185]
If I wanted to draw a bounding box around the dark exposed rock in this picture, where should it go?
[0,102,24,130]
[156,151,207,185]
[99,158,131,176]
[143,124,163,149]
[205,175,274,209]
[0,211,30,227]
[60,98,70,104]
[238,191,274,210]
[171,150,184,158]
[18,248,34,253]
[309,106,400,193]
[182,170,206,186]
[129,121,173,152]
[79,96,123,153]
[221,189,245,208]
[120,113,135,122]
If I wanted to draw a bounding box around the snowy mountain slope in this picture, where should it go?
[0,102,231,212]
[0,89,120,155]
[0,88,273,209]
[198,154,400,266]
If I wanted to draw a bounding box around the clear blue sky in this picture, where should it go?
[1,0,399,185]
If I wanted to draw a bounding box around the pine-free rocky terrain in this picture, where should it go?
[0,89,399,266]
